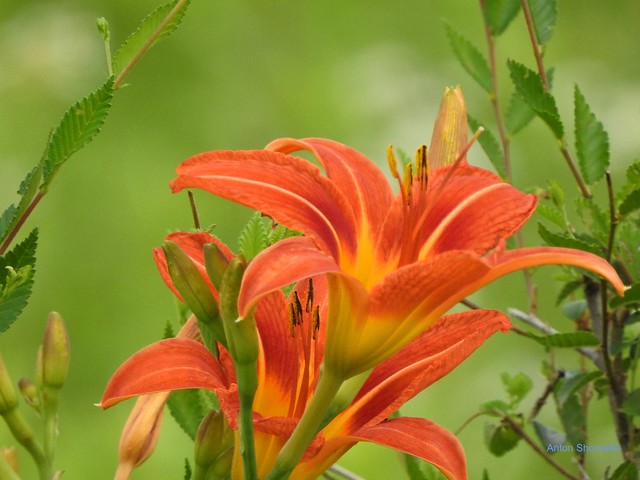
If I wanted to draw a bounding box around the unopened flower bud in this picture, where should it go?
[209,446,233,478]
[0,354,17,415]
[194,410,233,471]
[428,86,468,168]
[203,242,231,292]
[18,378,40,412]
[41,312,70,390]
[162,241,226,351]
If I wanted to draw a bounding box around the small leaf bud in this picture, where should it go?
[18,378,40,412]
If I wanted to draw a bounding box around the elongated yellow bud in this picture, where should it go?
[428,86,468,169]
[41,312,70,391]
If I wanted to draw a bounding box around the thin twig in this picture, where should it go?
[0,191,45,256]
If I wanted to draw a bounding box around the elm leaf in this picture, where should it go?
[445,24,493,93]
[528,0,557,45]
[482,0,521,36]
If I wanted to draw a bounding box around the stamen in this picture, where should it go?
[292,291,304,326]
[388,145,408,207]
[305,279,314,313]
[415,145,428,188]
[402,164,413,206]
[287,303,296,337]
[312,305,320,340]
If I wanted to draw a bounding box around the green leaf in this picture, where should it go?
[619,389,640,416]
[546,179,565,209]
[536,204,565,229]
[556,280,582,306]
[42,78,115,187]
[468,116,506,178]
[610,282,640,308]
[268,223,300,246]
[611,462,639,480]
[537,222,602,256]
[403,454,447,480]
[237,212,269,261]
[558,394,585,446]
[0,229,38,333]
[555,370,601,406]
[620,188,640,216]
[167,389,208,440]
[532,421,566,451]
[574,85,610,184]
[480,399,511,415]
[528,0,557,45]
[183,459,192,480]
[501,372,533,407]
[484,420,521,456]
[532,331,600,348]
[445,24,493,93]
[482,0,521,36]
[504,90,535,135]
[508,60,563,139]
[0,205,17,242]
[112,0,192,75]
[626,161,640,185]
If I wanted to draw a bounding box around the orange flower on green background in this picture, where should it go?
[169,87,626,381]
[101,230,512,480]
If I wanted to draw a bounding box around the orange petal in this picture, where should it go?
[483,247,627,297]
[266,138,394,239]
[238,237,341,316]
[170,149,357,259]
[333,310,510,435]
[348,417,467,480]
[100,338,228,409]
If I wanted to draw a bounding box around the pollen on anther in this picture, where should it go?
[305,279,314,313]
[402,164,413,206]
[292,291,304,326]
[312,305,320,340]
[287,303,296,337]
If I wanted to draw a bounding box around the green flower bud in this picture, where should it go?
[0,354,18,415]
[18,378,40,412]
[162,241,226,352]
[194,410,233,471]
[95,17,110,41]
[203,243,230,292]
[41,312,70,390]
[208,447,233,479]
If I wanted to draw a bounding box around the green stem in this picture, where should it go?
[236,362,259,480]
[42,398,59,477]
[266,368,343,480]
[2,407,49,479]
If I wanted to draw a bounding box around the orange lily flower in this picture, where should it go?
[169,87,626,380]
[102,230,512,480]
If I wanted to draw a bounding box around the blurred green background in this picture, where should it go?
[1,0,639,478]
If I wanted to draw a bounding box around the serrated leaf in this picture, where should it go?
[610,282,640,308]
[403,454,447,480]
[532,331,600,348]
[112,0,192,75]
[237,212,269,261]
[620,389,640,416]
[558,394,585,446]
[528,0,557,45]
[504,90,535,135]
[536,204,565,229]
[480,399,511,415]
[611,461,639,480]
[482,0,521,36]
[0,229,38,333]
[555,370,601,406]
[0,205,17,242]
[445,24,493,93]
[268,223,300,246]
[626,161,640,184]
[468,116,506,178]
[556,280,582,305]
[537,223,602,256]
[574,85,610,184]
[183,459,192,480]
[484,420,521,456]
[532,421,566,450]
[42,78,114,186]
[167,389,208,440]
[508,60,563,139]
[620,188,640,216]
[501,372,533,407]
